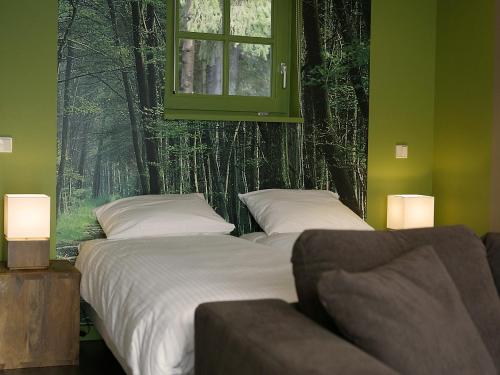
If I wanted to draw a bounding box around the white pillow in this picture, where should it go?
[94,194,235,239]
[238,189,373,235]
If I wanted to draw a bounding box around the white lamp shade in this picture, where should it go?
[4,194,51,240]
[387,195,434,230]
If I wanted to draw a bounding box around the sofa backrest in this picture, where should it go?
[292,225,500,370]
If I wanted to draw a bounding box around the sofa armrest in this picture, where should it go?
[195,299,398,375]
[484,233,500,294]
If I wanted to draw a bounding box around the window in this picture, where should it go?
[164,0,302,123]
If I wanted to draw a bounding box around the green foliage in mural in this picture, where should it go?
[56,0,371,260]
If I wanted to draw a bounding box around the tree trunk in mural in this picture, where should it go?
[302,0,361,216]
[302,80,317,189]
[92,137,104,198]
[180,40,195,93]
[57,0,77,75]
[75,121,90,190]
[144,3,163,193]
[131,0,161,194]
[107,0,148,195]
[145,3,159,111]
[56,41,74,215]
[179,0,194,93]
[258,123,283,188]
[360,0,371,38]
[331,0,369,122]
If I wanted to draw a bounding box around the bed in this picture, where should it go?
[76,190,371,375]
[75,235,297,375]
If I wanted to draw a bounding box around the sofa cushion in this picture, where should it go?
[292,225,500,371]
[317,245,497,375]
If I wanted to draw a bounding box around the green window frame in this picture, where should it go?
[164,0,303,123]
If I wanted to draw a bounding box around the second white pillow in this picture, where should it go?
[238,189,373,235]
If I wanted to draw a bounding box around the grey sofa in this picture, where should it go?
[195,226,500,375]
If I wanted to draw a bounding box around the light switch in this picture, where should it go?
[395,144,408,159]
[0,137,13,153]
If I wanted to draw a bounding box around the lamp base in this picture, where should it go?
[3,240,50,270]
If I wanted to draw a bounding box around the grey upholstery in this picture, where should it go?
[195,299,398,375]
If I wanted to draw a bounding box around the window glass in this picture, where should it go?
[230,0,272,38]
[229,43,272,97]
[179,0,224,34]
[178,39,224,95]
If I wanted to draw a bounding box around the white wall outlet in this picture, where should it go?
[0,137,13,153]
[395,144,408,159]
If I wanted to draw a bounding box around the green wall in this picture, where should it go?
[433,0,496,234]
[366,0,437,229]
[0,0,58,256]
[493,7,500,232]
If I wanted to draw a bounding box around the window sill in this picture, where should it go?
[164,109,304,124]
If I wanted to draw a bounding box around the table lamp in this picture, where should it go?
[3,194,50,269]
[387,195,434,230]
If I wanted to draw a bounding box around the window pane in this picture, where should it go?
[179,0,224,34]
[178,39,223,95]
[229,43,272,97]
[230,0,272,38]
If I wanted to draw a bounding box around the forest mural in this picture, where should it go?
[56,0,371,260]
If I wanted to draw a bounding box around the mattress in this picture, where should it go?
[75,235,297,375]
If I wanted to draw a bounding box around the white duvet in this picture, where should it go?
[76,235,297,375]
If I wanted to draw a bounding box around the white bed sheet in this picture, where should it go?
[240,232,302,252]
[75,235,297,375]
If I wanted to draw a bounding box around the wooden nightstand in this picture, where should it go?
[0,260,81,370]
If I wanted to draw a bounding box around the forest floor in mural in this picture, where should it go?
[57,0,371,261]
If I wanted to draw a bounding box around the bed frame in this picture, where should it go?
[83,303,133,375]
